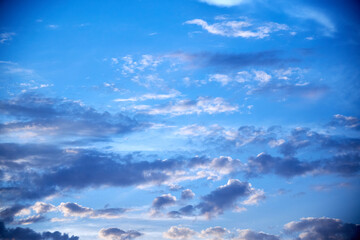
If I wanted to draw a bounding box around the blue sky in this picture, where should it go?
[0,0,360,239]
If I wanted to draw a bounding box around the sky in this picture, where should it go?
[0,0,360,239]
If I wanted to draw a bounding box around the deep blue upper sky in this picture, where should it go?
[0,1,359,240]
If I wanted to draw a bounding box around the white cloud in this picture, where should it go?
[185,19,289,39]
[142,97,238,116]
[0,32,15,44]
[163,226,197,239]
[253,70,271,83]
[114,90,180,102]
[199,0,248,7]
[287,7,336,36]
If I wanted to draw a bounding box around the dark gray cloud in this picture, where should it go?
[99,227,142,240]
[0,205,27,223]
[284,217,360,240]
[196,179,254,218]
[0,221,79,240]
[0,93,142,139]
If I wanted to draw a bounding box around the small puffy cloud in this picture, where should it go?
[284,217,360,240]
[32,202,56,214]
[253,70,271,84]
[181,189,195,200]
[197,179,263,218]
[185,19,288,39]
[163,226,196,239]
[143,97,238,116]
[234,229,280,240]
[152,194,177,210]
[58,202,127,219]
[99,228,142,240]
[59,202,93,217]
[200,226,229,239]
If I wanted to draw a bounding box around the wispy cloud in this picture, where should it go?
[185,18,289,38]
[0,32,15,44]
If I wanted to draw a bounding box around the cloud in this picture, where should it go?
[327,114,360,130]
[0,32,15,44]
[0,149,184,202]
[198,0,248,7]
[99,228,142,240]
[0,205,27,223]
[246,152,316,178]
[233,229,280,240]
[32,202,56,214]
[167,205,195,218]
[16,215,45,225]
[114,90,181,102]
[0,93,142,139]
[181,189,195,200]
[287,7,336,36]
[185,19,289,39]
[152,194,177,209]
[200,226,229,239]
[196,179,264,218]
[58,202,126,219]
[166,51,296,70]
[0,221,79,240]
[142,97,238,115]
[284,217,360,240]
[163,226,196,239]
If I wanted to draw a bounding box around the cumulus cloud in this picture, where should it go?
[32,202,56,214]
[16,215,45,225]
[142,97,238,115]
[234,229,280,240]
[99,228,142,240]
[163,226,196,239]
[181,189,195,200]
[200,226,229,239]
[284,217,360,240]
[185,19,289,39]
[0,221,79,240]
[152,194,177,209]
[196,179,264,218]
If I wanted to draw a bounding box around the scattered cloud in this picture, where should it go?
[0,32,15,44]
[141,97,238,116]
[99,228,142,240]
[181,189,195,200]
[200,226,229,239]
[233,229,280,240]
[284,217,360,240]
[163,226,196,239]
[327,114,360,130]
[185,19,289,38]
[114,90,181,102]
[196,179,264,218]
